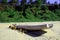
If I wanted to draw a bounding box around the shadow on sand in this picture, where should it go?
[8,27,47,37]
[24,30,47,37]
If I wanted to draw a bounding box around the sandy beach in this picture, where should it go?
[0,21,60,40]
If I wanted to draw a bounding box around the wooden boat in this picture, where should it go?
[9,24,53,30]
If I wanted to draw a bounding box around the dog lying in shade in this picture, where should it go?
[9,24,53,32]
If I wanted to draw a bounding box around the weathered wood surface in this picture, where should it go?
[10,24,53,30]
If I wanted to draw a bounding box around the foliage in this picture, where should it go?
[0,0,60,22]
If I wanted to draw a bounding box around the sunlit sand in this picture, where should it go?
[0,21,60,40]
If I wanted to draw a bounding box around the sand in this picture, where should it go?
[0,21,60,40]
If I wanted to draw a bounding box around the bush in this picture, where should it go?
[0,0,60,22]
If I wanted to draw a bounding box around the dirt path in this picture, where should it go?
[0,21,60,40]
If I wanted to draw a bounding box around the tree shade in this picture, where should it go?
[0,0,60,22]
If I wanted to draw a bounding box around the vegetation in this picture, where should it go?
[0,0,60,22]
